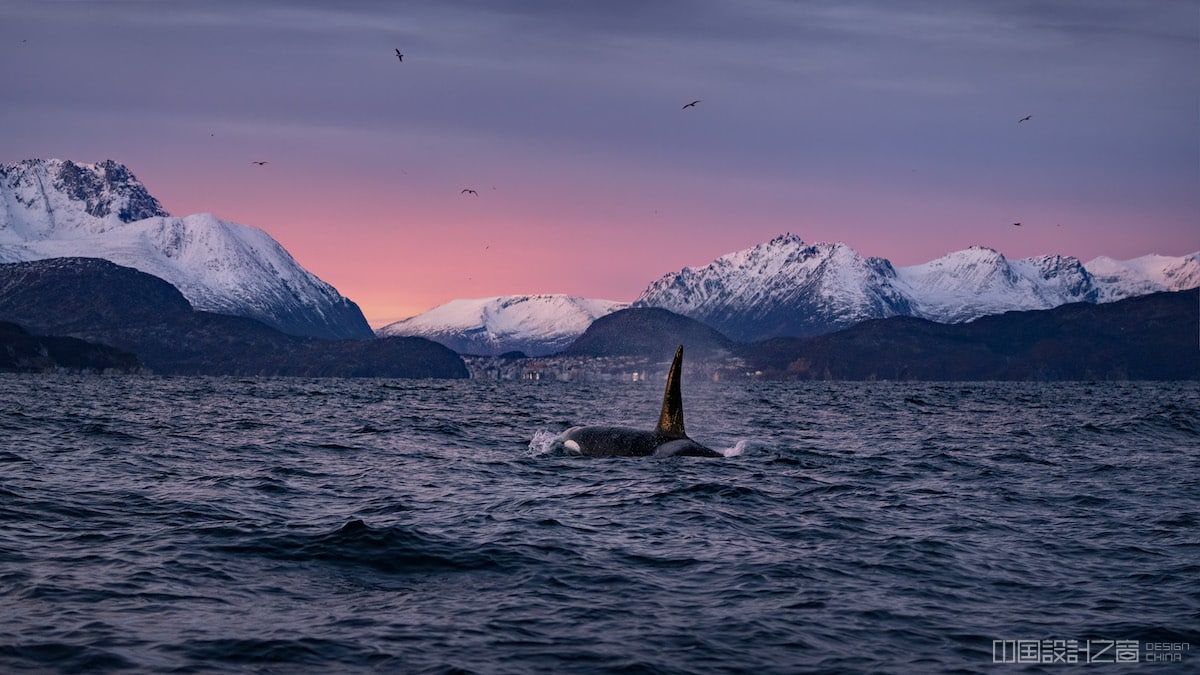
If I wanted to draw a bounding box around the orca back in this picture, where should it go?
[560,345,721,458]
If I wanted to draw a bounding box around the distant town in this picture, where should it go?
[462,354,757,382]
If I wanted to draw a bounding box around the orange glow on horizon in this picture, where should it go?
[149,158,1198,326]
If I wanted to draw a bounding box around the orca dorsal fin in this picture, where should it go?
[656,345,686,438]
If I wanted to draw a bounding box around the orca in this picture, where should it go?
[561,345,722,458]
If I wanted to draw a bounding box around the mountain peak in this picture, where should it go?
[1,158,168,226]
[766,232,804,246]
[635,235,912,340]
[949,245,1006,261]
[634,234,1200,341]
[0,158,372,339]
[377,294,627,356]
[1084,250,1200,302]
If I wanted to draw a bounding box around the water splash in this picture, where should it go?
[527,429,569,456]
[720,439,753,457]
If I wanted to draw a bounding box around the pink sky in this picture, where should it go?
[149,153,1198,325]
[3,1,1197,325]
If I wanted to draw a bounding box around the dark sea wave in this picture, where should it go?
[1,376,1197,673]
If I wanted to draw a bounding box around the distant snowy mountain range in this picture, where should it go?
[636,234,1200,341]
[1085,253,1200,303]
[0,159,372,339]
[5,159,1193,353]
[390,234,1198,353]
[377,295,626,356]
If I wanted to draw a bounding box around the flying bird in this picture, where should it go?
[395,49,403,62]
[1018,115,1032,123]
[1013,222,1022,227]
[461,189,478,196]
[682,100,701,110]
[251,161,269,166]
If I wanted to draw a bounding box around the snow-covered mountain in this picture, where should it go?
[635,234,1199,341]
[635,234,913,341]
[1085,253,1200,303]
[0,159,372,339]
[896,247,1099,322]
[377,295,627,356]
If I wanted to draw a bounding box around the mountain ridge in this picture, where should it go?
[0,257,467,378]
[8,158,1192,350]
[0,158,373,339]
[391,236,1198,354]
[744,288,1199,380]
[377,294,627,356]
[634,234,1199,341]
[560,307,734,358]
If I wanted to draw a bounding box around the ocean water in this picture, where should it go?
[0,375,1197,673]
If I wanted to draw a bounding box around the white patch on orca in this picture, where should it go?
[528,428,586,456]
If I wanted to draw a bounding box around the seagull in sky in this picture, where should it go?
[251,161,269,166]
[682,100,701,110]
[1018,115,1032,123]
[395,49,403,62]
[461,188,478,196]
[1013,222,1022,227]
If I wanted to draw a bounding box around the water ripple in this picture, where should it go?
[0,376,1196,673]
